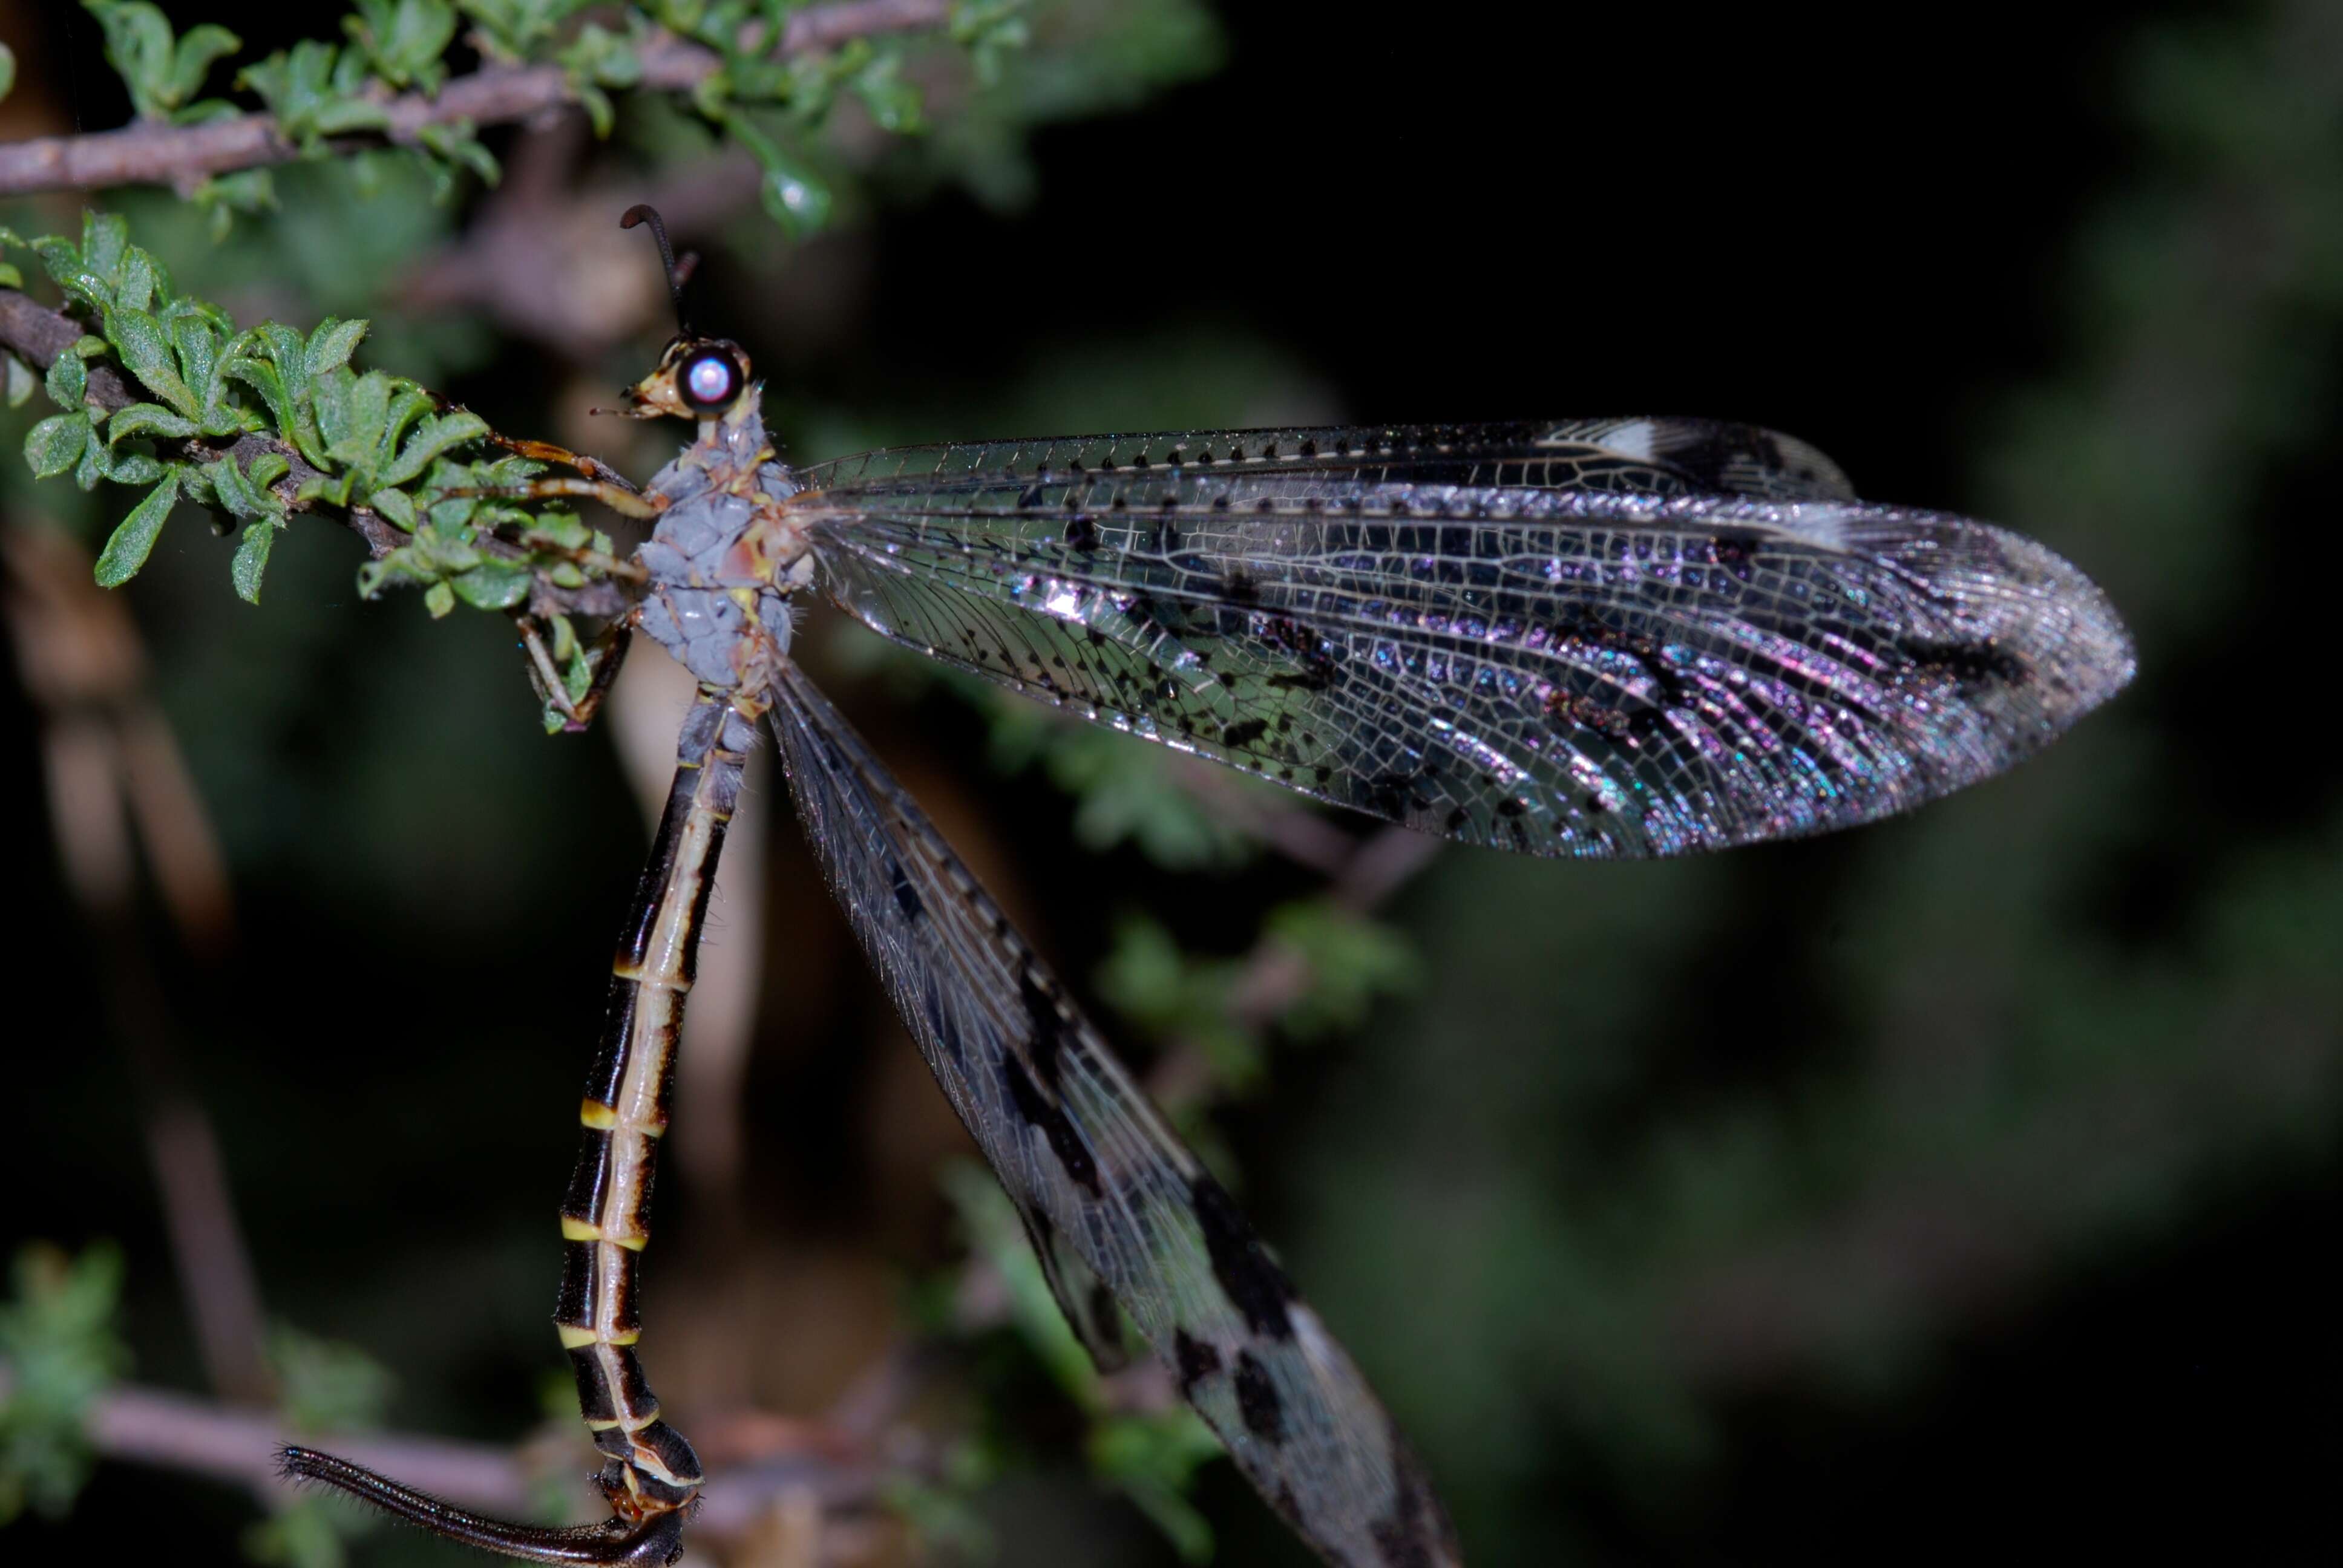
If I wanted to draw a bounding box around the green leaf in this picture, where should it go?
[304,316,368,381]
[1260,900,1420,1039]
[220,355,293,444]
[93,468,183,586]
[246,321,323,459]
[114,245,166,313]
[102,305,198,416]
[0,261,18,289]
[191,168,278,239]
[75,419,111,489]
[414,120,501,188]
[852,56,925,134]
[344,0,457,92]
[159,292,230,336]
[106,449,166,485]
[5,355,34,408]
[87,1,175,119]
[208,452,270,518]
[422,580,456,618]
[309,370,351,457]
[80,212,129,286]
[240,1498,348,1568]
[558,21,641,137]
[43,351,85,412]
[24,413,90,477]
[0,1242,131,1524]
[168,24,242,106]
[321,369,392,471]
[448,559,531,610]
[0,42,15,106]
[725,112,834,236]
[230,518,278,603]
[105,402,198,442]
[33,238,112,312]
[238,39,388,151]
[379,385,432,466]
[309,94,395,137]
[269,1324,393,1433]
[171,314,220,407]
[380,410,486,486]
[370,485,417,531]
[1088,1411,1222,1564]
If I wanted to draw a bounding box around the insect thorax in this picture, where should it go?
[633,403,803,688]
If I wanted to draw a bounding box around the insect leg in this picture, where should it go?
[480,432,644,494]
[518,612,634,731]
[444,476,666,521]
[421,391,643,494]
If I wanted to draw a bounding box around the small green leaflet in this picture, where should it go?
[93,467,183,586]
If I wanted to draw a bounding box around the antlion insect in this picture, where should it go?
[279,205,2135,1565]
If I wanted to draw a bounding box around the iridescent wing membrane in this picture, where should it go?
[768,662,1461,1568]
[768,417,2131,1565]
[788,419,2134,857]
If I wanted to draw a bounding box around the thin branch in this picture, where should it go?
[0,3,952,198]
[0,1365,899,1541]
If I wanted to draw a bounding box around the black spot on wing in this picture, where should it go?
[1020,968,1068,1090]
[1173,1330,1222,1396]
[1223,717,1269,749]
[1002,1055,1102,1195]
[1708,528,1761,582]
[1233,1351,1285,1443]
[888,854,923,922]
[1898,635,2028,688]
[1189,1174,1296,1341]
[1367,1423,1463,1568]
[1087,1281,1118,1351]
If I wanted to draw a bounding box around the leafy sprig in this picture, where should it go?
[3,212,622,688]
[48,2,1024,235]
[0,1244,130,1524]
[86,2,244,123]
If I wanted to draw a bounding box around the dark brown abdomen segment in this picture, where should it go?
[552,688,755,1521]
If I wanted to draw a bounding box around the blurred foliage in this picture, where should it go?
[270,1324,395,1434]
[985,697,1254,871]
[65,2,1047,234]
[1098,904,1419,1099]
[0,1243,129,1524]
[244,1327,398,1568]
[942,1162,1221,1561]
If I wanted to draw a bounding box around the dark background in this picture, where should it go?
[3,2,2336,1565]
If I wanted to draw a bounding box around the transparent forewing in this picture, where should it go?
[790,422,2133,858]
[767,660,1460,1568]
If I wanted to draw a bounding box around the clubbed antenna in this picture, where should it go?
[620,204,692,332]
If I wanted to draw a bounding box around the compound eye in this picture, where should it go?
[680,350,740,412]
